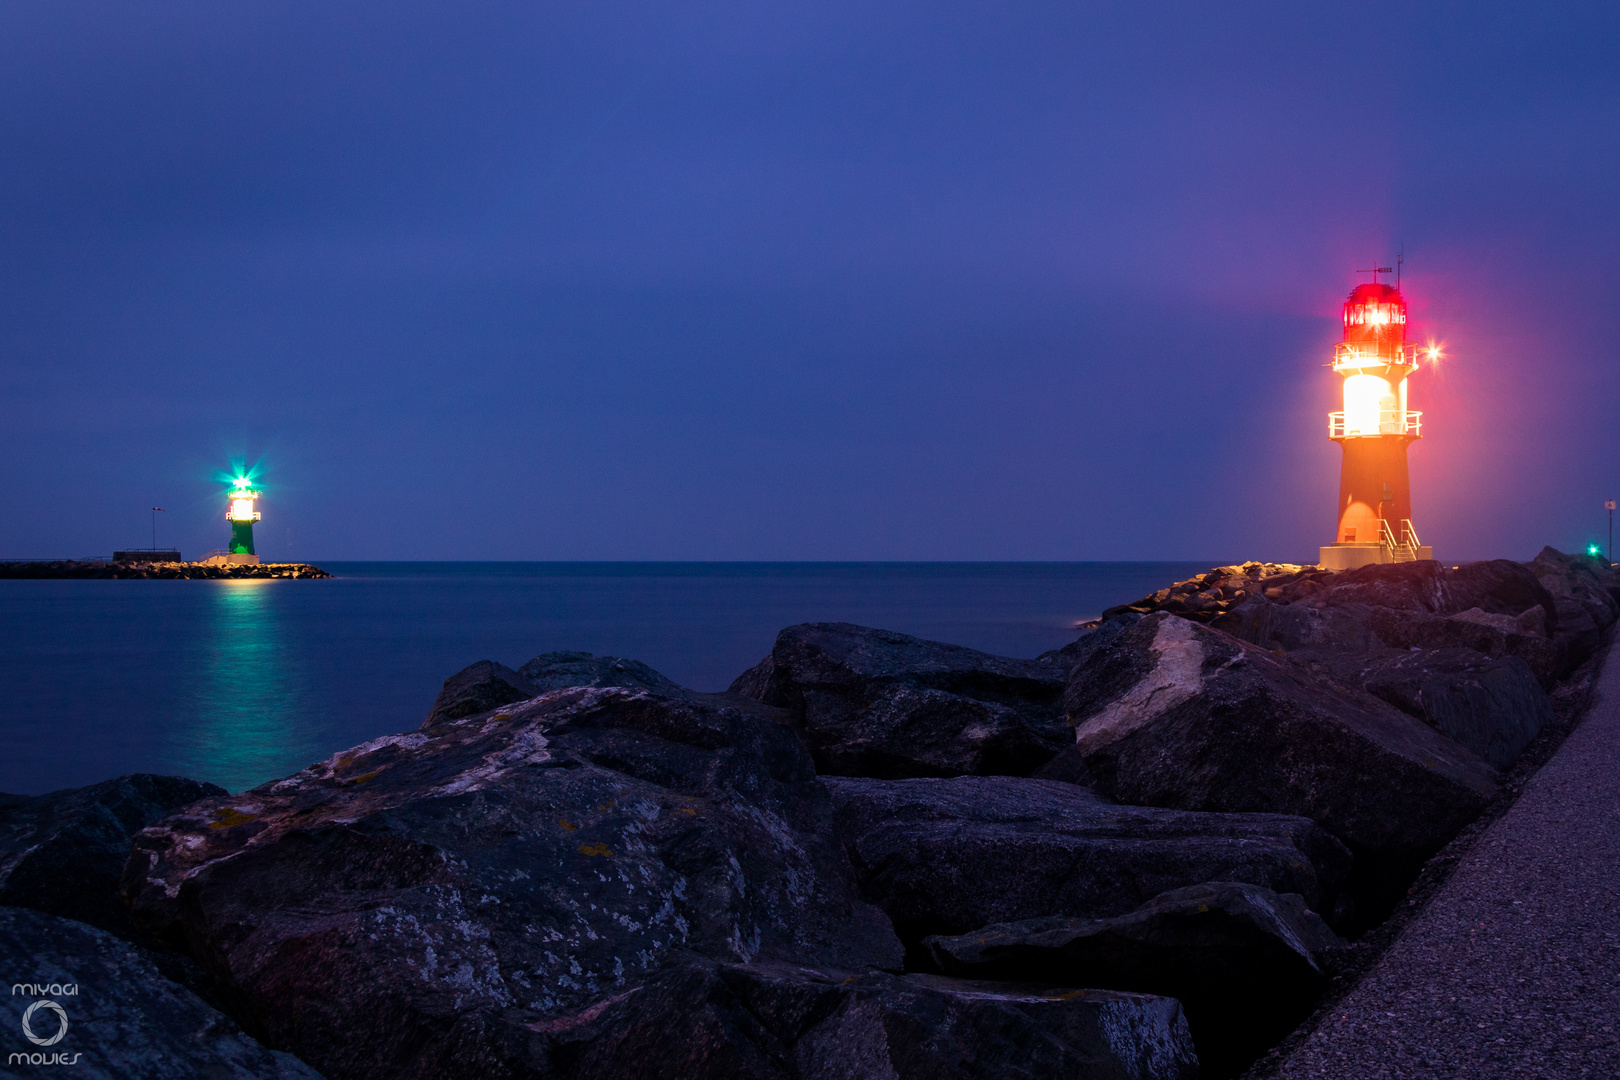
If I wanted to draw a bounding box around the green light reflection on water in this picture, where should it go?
[179,579,322,793]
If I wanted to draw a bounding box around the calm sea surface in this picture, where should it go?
[0,562,1206,795]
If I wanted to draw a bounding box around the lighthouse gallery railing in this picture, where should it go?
[1328,411,1422,438]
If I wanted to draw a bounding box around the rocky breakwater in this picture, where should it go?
[116,658,1201,1080]
[0,560,331,579]
[8,550,1609,1079]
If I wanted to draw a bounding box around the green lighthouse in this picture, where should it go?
[226,477,262,563]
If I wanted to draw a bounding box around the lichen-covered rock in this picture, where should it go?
[825,775,1350,944]
[1065,613,1499,926]
[729,622,1073,779]
[0,906,322,1079]
[0,774,225,936]
[123,687,901,1080]
[924,881,1341,1079]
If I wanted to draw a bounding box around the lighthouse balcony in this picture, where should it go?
[1328,410,1421,439]
[1332,341,1420,372]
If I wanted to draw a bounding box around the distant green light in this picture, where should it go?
[1589,544,1602,557]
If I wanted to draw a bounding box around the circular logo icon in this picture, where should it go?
[22,1000,68,1046]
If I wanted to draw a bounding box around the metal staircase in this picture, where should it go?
[1381,519,1422,562]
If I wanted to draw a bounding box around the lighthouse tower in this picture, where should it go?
[225,477,262,565]
[1318,274,1435,569]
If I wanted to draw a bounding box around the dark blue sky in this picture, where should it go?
[2,2,1617,561]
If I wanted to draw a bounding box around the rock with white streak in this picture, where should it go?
[121,687,901,1080]
[1065,613,1500,928]
[0,774,224,936]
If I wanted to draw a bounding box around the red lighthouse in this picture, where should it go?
[1318,273,1435,569]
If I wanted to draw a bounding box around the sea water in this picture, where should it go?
[0,561,1206,794]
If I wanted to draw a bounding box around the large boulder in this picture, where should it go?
[825,775,1350,944]
[1431,558,1559,621]
[421,660,537,726]
[1312,647,1552,770]
[1101,562,1315,624]
[1529,546,1620,625]
[1136,556,1608,684]
[0,905,321,1079]
[424,651,688,727]
[517,650,688,696]
[729,622,1073,779]
[1215,595,1566,685]
[1528,546,1619,667]
[529,959,1199,1080]
[1065,613,1499,925]
[123,687,902,1080]
[925,881,1342,1079]
[0,774,225,936]
[1362,606,1566,686]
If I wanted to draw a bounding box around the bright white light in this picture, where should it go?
[230,498,256,521]
[1343,374,1396,436]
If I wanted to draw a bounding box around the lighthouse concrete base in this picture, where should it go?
[1318,543,1435,570]
[201,553,261,567]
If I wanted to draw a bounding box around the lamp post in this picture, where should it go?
[1608,500,1615,564]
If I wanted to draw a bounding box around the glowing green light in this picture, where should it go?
[1589,544,1602,557]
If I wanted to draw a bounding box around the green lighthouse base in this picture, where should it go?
[209,519,262,565]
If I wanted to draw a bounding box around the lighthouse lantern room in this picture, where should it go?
[1319,274,1436,569]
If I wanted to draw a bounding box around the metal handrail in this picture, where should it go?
[1328,411,1422,438]
[1333,341,1420,371]
[1400,519,1421,548]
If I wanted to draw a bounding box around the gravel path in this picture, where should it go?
[1272,647,1620,1078]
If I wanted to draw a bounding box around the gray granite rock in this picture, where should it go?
[529,960,1200,1080]
[730,622,1073,779]
[925,882,1342,1078]
[424,652,690,729]
[1065,613,1500,928]
[0,906,320,1079]
[123,687,901,1080]
[421,659,537,727]
[825,774,1350,945]
[1333,647,1551,770]
[0,775,224,936]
